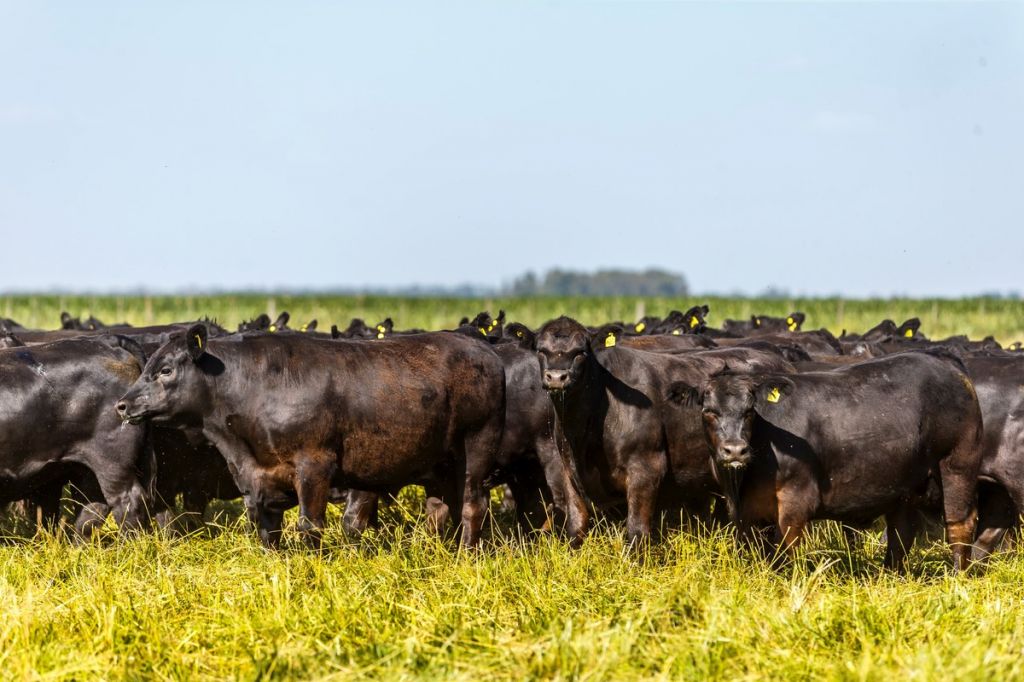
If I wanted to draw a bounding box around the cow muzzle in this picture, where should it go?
[542,369,573,392]
[717,442,752,470]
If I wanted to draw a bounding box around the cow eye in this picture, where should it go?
[159,366,172,376]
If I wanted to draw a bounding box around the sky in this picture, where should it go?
[1,2,1022,297]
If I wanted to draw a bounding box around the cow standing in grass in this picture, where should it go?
[117,325,505,548]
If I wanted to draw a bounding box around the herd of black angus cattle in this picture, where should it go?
[1,305,1023,571]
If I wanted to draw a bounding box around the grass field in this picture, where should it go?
[5,293,1024,344]
[2,295,1024,681]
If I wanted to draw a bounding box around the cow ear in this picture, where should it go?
[269,312,289,332]
[495,310,506,325]
[591,324,623,350]
[786,312,805,332]
[301,319,317,332]
[755,377,795,408]
[666,382,702,408]
[683,305,706,331]
[897,318,921,339]
[186,324,208,362]
[380,318,394,333]
[752,315,761,328]
[330,324,341,339]
[506,323,536,349]
[60,311,74,329]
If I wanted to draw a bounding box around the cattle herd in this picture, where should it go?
[2,305,1023,571]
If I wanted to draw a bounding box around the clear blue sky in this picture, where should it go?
[1,2,1021,297]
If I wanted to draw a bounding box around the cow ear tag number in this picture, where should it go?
[766,387,781,403]
[604,333,616,348]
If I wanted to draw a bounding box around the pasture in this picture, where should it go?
[3,295,1024,681]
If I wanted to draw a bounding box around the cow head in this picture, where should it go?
[535,317,619,392]
[668,373,794,521]
[116,323,218,426]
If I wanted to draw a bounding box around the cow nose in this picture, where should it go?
[116,401,128,415]
[543,369,570,389]
[719,442,751,467]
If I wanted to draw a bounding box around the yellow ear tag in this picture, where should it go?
[672,329,681,335]
[268,325,277,332]
[787,319,797,331]
[478,327,487,336]
[635,322,645,333]
[604,333,616,348]
[904,328,914,338]
[300,324,308,332]
[376,331,385,339]
[488,322,496,331]
[766,387,781,403]
[377,325,385,333]
[689,316,699,329]
[194,334,203,349]
[515,330,523,338]
[755,318,761,327]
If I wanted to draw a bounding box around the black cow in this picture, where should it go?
[676,351,982,570]
[533,317,793,544]
[331,317,393,340]
[0,337,153,535]
[117,326,505,548]
[722,312,806,336]
[962,355,1024,559]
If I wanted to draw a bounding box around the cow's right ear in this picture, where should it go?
[60,311,74,329]
[186,324,208,362]
[330,324,341,339]
[666,382,702,408]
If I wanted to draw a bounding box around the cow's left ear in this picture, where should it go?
[755,377,795,408]
[786,312,806,332]
[591,324,624,350]
[269,312,290,333]
[186,324,208,362]
[301,319,317,333]
[506,322,536,349]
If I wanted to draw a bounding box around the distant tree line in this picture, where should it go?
[507,268,688,297]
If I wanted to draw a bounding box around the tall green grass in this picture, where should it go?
[3,295,1024,680]
[5,294,1024,344]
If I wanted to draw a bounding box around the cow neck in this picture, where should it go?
[549,352,609,467]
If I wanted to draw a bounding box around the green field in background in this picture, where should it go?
[5,294,1024,343]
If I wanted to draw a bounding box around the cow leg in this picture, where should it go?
[883,505,919,572]
[624,455,667,547]
[424,481,454,536]
[460,420,502,548]
[538,437,589,546]
[30,479,65,533]
[256,505,284,549]
[973,482,1017,561]
[773,483,815,564]
[180,488,211,533]
[342,490,380,537]
[73,502,109,540]
[939,456,980,572]
[294,454,334,549]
